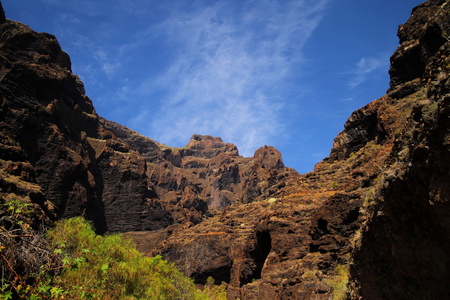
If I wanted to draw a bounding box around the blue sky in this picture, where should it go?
[4,0,424,173]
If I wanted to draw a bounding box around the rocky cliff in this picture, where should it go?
[349,1,450,298]
[147,1,450,298]
[101,118,297,227]
[0,0,449,299]
[0,13,174,234]
[0,2,297,234]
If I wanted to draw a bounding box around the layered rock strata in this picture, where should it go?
[0,0,449,299]
[0,2,297,237]
[148,1,450,298]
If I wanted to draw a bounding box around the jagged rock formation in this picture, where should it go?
[0,0,449,299]
[0,14,174,233]
[0,0,296,236]
[102,118,297,227]
[148,1,450,298]
[349,1,450,298]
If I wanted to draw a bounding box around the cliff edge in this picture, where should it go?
[0,0,449,299]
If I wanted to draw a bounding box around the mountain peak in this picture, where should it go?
[183,134,239,158]
[1,1,450,299]
[254,145,285,170]
[388,0,449,95]
[186,134,225,148]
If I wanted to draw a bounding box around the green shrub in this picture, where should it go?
[325,264,349,300]
[202,277,227,300]
[44,217,209,299]
[2,194,33,220]
[0,216,228,299]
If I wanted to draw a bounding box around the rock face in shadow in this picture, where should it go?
[349,1,450,298]
[0,17,172,233]
[0,9,297,235]
[0,0,449,299]
[149,1,450,298]
[388,0,449,90]
[101,118,298,227]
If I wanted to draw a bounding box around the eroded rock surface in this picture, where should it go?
[0,16,172,233]
[1,0,449,299]
[149,1,450,298]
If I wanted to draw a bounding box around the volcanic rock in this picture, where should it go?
[101,117,298,224]
[1,0,449,299]
[149,1,450,298]
[0,14,172,233]
[0,6,297,235]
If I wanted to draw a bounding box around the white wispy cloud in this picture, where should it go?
[42,0,329,157]
[132,0,329,156]
[346,54,389,89]
[94,50,121,80]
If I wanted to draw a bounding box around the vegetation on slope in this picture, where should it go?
[0,215,226,299]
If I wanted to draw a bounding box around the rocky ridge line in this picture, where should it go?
[146,1,450,298]
[0,0,449,299]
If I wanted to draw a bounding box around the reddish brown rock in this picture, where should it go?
[349,2,450,297]
[388,0,449,94]
[0,16,171,233]
[254,145,285,170]
[147,1,450,298]
[101,117,298,224]
[1,1,450,299]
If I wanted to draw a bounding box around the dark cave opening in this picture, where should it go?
[191,261,232,285]
[241,230,272,285]
[317,218,328,233]
[343,207,360,225]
